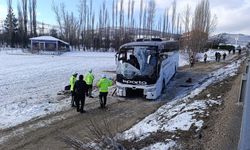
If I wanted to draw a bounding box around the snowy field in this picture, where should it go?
[0,49,116,129]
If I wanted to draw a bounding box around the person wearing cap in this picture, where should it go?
[73,75,88,113]
[97,74,112,108]
[70,72,78,107]
[84,69,95,98]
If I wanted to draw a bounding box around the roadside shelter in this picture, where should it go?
[30,36,70,52]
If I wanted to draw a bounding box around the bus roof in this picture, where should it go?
[120,40,178,48]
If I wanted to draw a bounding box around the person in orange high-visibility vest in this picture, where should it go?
[96,74,112,108]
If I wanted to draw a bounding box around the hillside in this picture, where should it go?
[214,33,250,46]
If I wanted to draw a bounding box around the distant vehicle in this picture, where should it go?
[115,38,179,99]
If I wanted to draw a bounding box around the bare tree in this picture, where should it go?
[162,8,168,37]
[52,1,80,48]
[176,13,180,34]
[158,16,162,34]
[22,0,28,47]
[183,0,216,64]
[17,1,24,45]
[142,3,147,36]
[147,0,156,37]
[119,0,124,29]
[139,0,143,37]
[115,0,118,28]
[112,0,115,29]
[119,0,124,44]
[130,0,135,28]
[78,0,85,49]
[171,0,176,36]
[127,0,131,27]
[32,0,37,36]
[28,0,32,36]
[52,1,63,37]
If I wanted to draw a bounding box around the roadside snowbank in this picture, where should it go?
[119,99,221,141]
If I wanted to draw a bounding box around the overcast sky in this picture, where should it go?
[0,0,249,35]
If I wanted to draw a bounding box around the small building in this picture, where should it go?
[30,36,70,52]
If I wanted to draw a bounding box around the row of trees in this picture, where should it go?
[1,0,37,47]
[51,0,183,50]
[1,0,216,55]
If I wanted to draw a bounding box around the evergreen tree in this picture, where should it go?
[50,28,58,38]
[4,8,18,47]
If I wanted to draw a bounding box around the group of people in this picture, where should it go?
[214,52,227,62]
[69,70,112,113]
[191,51,229,67]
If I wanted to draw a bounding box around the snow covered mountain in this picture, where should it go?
[214,33,250,46]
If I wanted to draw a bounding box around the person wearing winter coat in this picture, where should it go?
[69,73,78,107]
[73,75,88,113]
[84,69,95,98]
[223,53,227,60]
[97,75,112,108]
[190,55,194,67]
[217,52,221,62]
[204,53,208,63]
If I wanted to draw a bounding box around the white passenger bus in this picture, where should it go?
[115,39,179,99]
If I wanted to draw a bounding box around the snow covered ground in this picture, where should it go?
[0,48,235,131]
[179,49,230,67]
[0,50,116,129]
[117,58,242,149]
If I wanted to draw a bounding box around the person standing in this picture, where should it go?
[204,53,208,63]
[70,73,78,107]
[84,69,95,98]
[97,75,112,108]
[73,75,88,113]
[190,55,194,67]
[223,52,227,61]
[215,52,218,62]
[233,48,236,54]
[239,48,242,55]
[218,52,221,62]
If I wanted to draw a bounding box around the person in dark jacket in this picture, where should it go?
[73,75,88,113]
[217,52,221,62]
[204,53,208,63]
[215,52,219,62]
[223,52,227,60]
[190,55,194,67]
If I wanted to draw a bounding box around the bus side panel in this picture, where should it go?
[161,52,179,89]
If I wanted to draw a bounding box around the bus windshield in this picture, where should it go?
[116,46,158,79]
